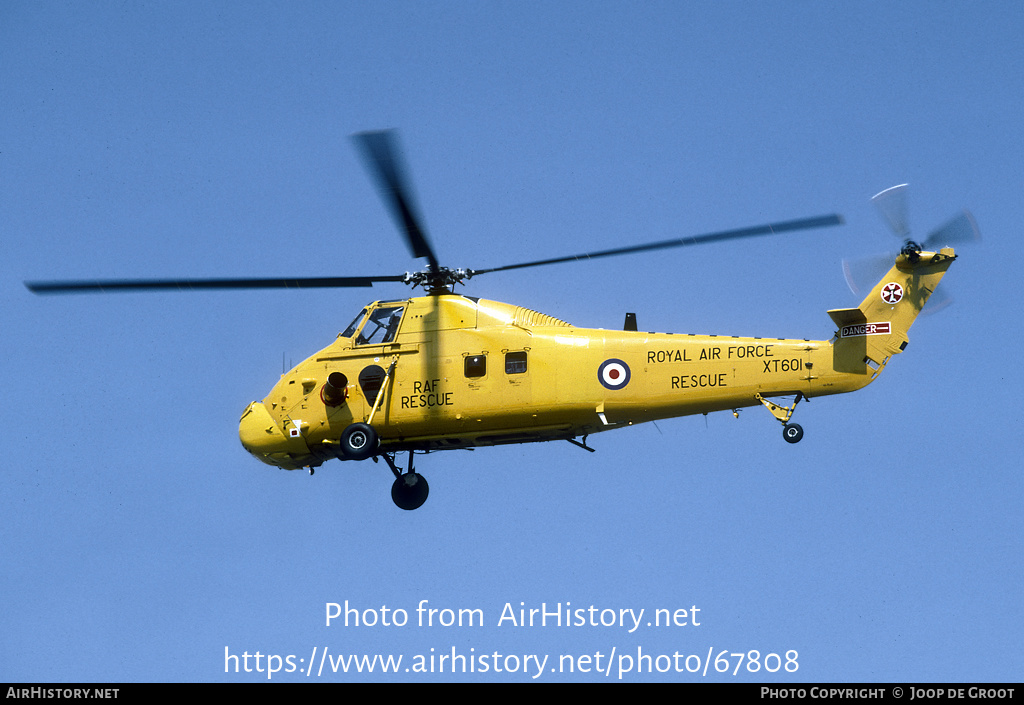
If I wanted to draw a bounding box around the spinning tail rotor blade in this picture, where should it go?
[842,253,893,295]
[923,285,953,313]
[352,130,440,272]
[871,184,911,240]
[922,210,980,249]
[470,214,844,277]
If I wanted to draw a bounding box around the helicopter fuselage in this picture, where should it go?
[238,293,870,470]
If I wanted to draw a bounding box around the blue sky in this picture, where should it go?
[2,1,1021,683]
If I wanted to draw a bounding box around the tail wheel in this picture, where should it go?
[341,423,378,460]
[783,423,804,444]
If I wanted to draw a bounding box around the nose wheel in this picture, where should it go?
[382,451,429,510]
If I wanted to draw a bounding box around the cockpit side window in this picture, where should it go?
[356,306,405,345]
[342,308,368,339]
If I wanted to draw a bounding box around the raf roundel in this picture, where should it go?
[598,359,631,390]
[881,282,904,304]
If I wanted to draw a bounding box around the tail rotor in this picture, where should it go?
[842,184,979,312]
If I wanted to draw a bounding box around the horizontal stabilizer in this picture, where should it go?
[827,308,866,327]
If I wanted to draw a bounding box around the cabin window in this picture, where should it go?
[356,306,405,345]
[505,351,528,374]
[464,354,486,378]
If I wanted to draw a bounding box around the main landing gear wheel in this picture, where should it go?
[391,472,429,511]
[783,423,804,444]
[341,423,378,460]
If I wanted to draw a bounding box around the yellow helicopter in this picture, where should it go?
[26,132,968,510]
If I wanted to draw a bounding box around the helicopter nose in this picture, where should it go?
[239,401,290,465]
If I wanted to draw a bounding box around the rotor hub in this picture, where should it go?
[900,240,922,262]
[403,266,474,293]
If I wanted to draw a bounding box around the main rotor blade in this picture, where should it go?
[352,130,440,272]
[470,214,844,276]
[25,275,406,295]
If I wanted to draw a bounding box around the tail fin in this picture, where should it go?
[827,248,956,375]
